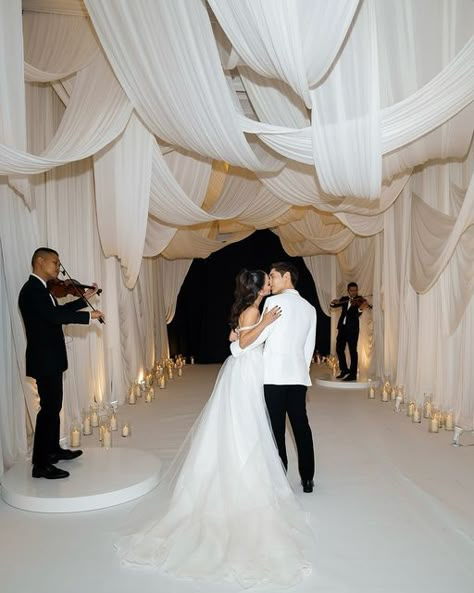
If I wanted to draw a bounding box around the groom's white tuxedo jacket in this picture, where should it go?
[231,289,317,386]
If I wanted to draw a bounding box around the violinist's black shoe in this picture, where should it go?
[336,372,349,379]
[48,448,83,463]
[32,464,69,479]
[343,375,357,382]
[302,479,314,493]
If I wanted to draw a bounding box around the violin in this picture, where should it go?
[47,278,102,299]
[330,295,373,309]
[51,264,105,324]
[350,296,372,309]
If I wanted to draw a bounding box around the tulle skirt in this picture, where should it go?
[116,348,313,588]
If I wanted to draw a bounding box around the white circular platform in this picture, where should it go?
[315,372,370,390]
[0,448,161,513]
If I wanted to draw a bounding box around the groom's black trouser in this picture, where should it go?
[264,384,315,481]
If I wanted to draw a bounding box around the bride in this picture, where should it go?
[116,269,313,587]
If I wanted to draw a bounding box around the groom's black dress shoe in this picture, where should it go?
[343,374,357,382]
[48,449,83,463]
[302,479,314,493]
[32,463,70,479]
[336,372,349,379]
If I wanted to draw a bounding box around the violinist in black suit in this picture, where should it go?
[18,248,104,479]
[330,282,369,382]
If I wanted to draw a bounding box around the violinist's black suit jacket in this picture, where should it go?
[18,275,89,378]
[18,275,90,465]
[335,297,362,336]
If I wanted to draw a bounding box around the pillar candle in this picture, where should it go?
[83,415,92,435]
[159,375,166,389]
[128,389,136,404]
[368,386,375,399]
[429,417,439,433]
[103,429,112,449]
[90,409,99,427]
[423,402,432,419]
[407,402,415,417]
[70,427,81,448]
[110,412,118,431]
[121,423,130,437]
[445,413,454,431]
[412,407,421,423]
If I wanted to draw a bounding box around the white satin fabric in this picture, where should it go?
[116,340,313,587]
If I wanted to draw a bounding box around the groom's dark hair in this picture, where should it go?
[271,262,298,287]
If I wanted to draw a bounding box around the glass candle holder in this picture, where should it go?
[82,411,92,435]
[102,426,112,449]
[444,410,454,431]
[412,406,421,423]
[90,404,99,427]
[109,409,118,431]
[428,414,440,433]
[70,420,81,448]
[128,386,137,405]
[121,422,131,437]
[423,393,433,418]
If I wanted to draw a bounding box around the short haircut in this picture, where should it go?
[271,261,299,287]
[31,247,58,268]
[347,282,358,290]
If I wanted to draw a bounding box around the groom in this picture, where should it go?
[232,262,317,492]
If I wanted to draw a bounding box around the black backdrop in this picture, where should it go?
[167,229,330,363]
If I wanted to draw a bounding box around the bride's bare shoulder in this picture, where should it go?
[239,306,259,328]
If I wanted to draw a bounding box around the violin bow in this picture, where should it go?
[59,264,105,324]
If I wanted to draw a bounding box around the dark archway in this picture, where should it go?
[167,229,330,362]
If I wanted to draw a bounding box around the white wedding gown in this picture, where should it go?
[116,337,313,588]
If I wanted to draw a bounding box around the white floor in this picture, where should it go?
[1,363,473,593]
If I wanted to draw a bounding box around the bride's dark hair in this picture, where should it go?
[229,269,267,330]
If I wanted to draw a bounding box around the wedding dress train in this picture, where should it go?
[116,341,313,588]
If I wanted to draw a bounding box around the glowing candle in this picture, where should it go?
[103,429,112,449]
[445,412,454,431]
[110,412,118,431]
[83,415,92,435]
[412,407,421,423]
[121,423,130,437]
[90,409,99,427]
[429,417,439,433]
[70,427,81,448]
[423,401,432,419]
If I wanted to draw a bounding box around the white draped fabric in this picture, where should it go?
[0,0,473,478]
[85,0,275,172]
[93,112,153,288]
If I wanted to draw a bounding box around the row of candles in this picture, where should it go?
[313,353,457,435]
[69,354,192,449]
[127,355,188,405]
[367,378,455,433]
[69,404,129,450]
